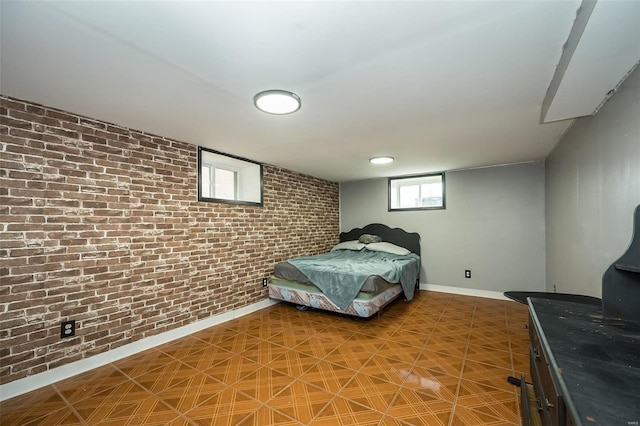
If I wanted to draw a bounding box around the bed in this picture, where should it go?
[268,224,421,318]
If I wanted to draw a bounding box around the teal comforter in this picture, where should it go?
[287,249,420,310]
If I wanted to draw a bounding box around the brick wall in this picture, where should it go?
[0,96,339,385]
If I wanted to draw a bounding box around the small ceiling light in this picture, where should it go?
[369,156,394,165]
[254,90,301,115]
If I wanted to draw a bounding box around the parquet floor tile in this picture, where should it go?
[240,339,291,364]
[213,333,259,354]
[323,342,375,370]
[192,326,238,346]
[266,380,334,424]
[402,366,459,403]
[386,387,453,426]
[113,350,175,378]
[414,349,465,377]
[267,348,320,377]
[132,360,200,393]
[338,372,402,412]
[174,345,235,371]
[267,329,311,348]
[154,372,227,412]
[359,354,414,386]
[0,388,75,426]
[314,325,356,344]
[182,387,261,426]
[203,355,261,385]
[464,344,514,369]
[71,381,172,424]
[387,328,430,348]
[54,364,129,404]
[378,414,413,425]
[233,366,294,402]
[236,405,302,426]
[375,340,424,364]
[156,336,213,359]
[293,337,339,359]
[310,396,384,425]
[299,360,356,393]
[424,337,468,359]
[1,405,85,426]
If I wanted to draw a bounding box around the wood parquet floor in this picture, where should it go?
[0,291,530,425]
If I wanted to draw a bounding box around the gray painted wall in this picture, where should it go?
[546,67,640,297]
[340,161,546,293]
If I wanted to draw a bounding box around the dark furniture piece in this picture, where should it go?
[602,204,640,322]
[504,291,600,306]
[523,298,640,426]
[521,205,640,426]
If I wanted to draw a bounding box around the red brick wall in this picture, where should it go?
[0,96,339,385]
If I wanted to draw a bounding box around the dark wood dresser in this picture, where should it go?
[522,298,640,426]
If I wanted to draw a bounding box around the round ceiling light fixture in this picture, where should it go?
[253,90,301,115]
[369,156,394,165]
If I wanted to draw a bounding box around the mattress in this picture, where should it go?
[268,277,403,318]
[273,261,391,293]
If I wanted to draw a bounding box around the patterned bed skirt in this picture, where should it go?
[268,276,403,318]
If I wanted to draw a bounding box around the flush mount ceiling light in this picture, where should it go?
[369,156,394,165]
[253,90,301,115]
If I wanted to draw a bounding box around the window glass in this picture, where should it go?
[214,167,236,200]
[389,173,445,211]
[198,147,263,206]
[201,165,211,198]
[399,185,419,208]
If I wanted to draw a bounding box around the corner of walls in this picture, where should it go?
[545,66,640,297]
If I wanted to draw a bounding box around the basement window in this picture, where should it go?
[389,173,445,211]
[198,147,263,206]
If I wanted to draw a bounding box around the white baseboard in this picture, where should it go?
[419,283,511,301]
[0,298,279,401]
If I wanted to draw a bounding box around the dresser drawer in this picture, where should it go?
[530,343,551,425]
[529,315,566,426]
[520,372,544,426]
[540,365,565,426]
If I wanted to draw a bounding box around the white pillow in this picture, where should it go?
[331,240,366,252]
[365,242,411,256]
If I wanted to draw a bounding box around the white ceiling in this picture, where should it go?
[1,1,638,182]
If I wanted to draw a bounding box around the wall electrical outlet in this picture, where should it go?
[60,320,76,338]
[464,270,471,279]
[262,278,268,287]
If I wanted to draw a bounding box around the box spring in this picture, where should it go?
[268,276,403,318]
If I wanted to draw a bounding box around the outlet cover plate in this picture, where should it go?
[61,320,76,338]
